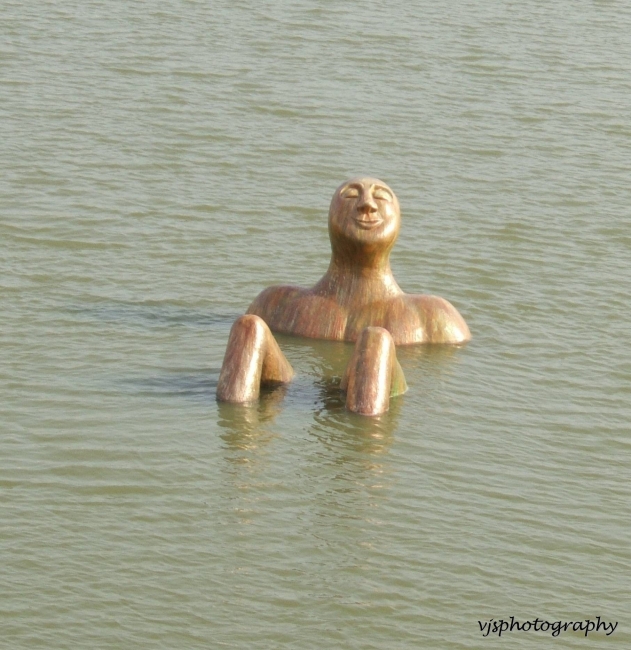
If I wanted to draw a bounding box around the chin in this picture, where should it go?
[337,232,396,256]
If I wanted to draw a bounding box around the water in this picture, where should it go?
[2,1,630,647]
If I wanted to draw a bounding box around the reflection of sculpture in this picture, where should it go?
[217,177,470,415]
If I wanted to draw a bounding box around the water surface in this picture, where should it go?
[2,1,630,648]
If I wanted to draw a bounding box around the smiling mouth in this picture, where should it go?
[353,217,383,229]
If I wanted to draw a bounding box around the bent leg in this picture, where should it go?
[217,315,294,403]
[341,327,407,416]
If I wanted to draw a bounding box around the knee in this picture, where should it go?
[360,326,392,338]
[357,326,395,352]
[234,313,267,330]
[231,314,270,342]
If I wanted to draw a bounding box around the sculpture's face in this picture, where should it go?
[329,177,400,250]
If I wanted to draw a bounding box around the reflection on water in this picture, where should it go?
[217,352,400,548]
[216,341,401,491]
[217,384,287,446]
[311,376,400,457]
[217,333,403,459]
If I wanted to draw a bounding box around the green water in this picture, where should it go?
[2,1,630,648]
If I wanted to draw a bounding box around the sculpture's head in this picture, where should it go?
[328,177,401,261]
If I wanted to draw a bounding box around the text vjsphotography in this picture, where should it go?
[478,616,618,638]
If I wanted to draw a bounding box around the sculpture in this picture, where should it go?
[217,177,470,415]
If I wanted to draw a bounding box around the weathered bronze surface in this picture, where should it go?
[340,327,408,416]
[217,177,470,415]
[217,314,294,403]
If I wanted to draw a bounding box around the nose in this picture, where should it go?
[357,192,378,214]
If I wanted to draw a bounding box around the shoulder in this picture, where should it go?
[249,284,303,306]
[247,285,347,339]
[247,285,305,320]
[397,294,471,344]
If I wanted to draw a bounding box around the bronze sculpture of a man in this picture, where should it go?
[217,177,470,415]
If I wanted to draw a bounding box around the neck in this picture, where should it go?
[313,254,403,307]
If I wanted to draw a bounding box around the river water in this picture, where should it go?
[2,1,630,648]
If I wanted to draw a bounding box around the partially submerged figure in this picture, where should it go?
[217,177,470,415]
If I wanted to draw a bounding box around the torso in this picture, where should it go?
[247,285,470,345]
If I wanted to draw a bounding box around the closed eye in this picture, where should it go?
[342,188,359,198]
[374,188,393,201]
